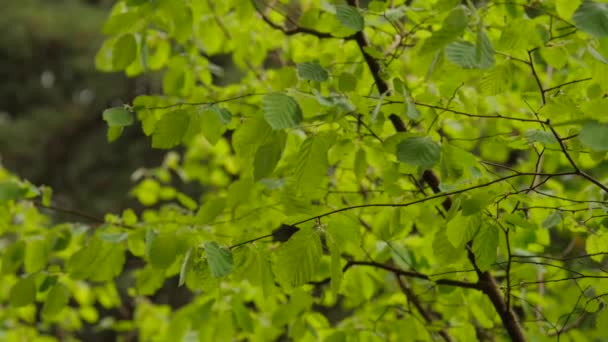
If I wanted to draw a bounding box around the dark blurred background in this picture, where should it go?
[0,0,164,213]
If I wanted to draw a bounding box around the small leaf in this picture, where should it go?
[579,121,608,151]
[179,248,192,286]
[263,93,303,130]
[335,5,364,32]
[103,107,133,127]
[473,225,498,272]
[42,283,69,318]
[112,34,137,69]
[9,276,36,308]
[573,1,608,38]
[396,137,441,169]
[25,238,49,274]
[152,110,190,149]
[446,41,479,69]
[297,62,329,82]
[204,241,233,278]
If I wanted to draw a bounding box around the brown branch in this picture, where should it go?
[345,260,480,290]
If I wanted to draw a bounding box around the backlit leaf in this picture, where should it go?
[204,241,234,278]
[335,5,364,32]
[263,93,303,130]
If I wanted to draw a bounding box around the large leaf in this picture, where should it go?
[235,245,274,297]
[472,225,499,272]
[272,227,323,288]
[151,110,190,149]
[579,121,608,151]
[204,242,234,278]
[396,137,441,169]
[573,1,608,38]
[335,5,364,32]
[294,133,332,193]
[263,93,303,130]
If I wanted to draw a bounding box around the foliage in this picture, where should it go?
[2,0,608,341]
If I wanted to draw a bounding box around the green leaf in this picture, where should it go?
[396,137,441,169]
[573,1,608,38]
[196,198,226,224]
[525,129,558,145]
[263,93,303,130]
[103,107,133,127]
[445,41,479,69]
[200,108,225,145]
[42,283,69,318]
[179,248,192,286]
[235,245,274,297]
[0,180,28,202]
[148,231,178,269]
[579,121,608,151]
[338,72,357,92]
[297,62,329,82]
[254,141,283,181]
[204,241,234,278]
[273,227,322,288]
[433,229,464,266]
[25,238,49,274]
[1,241,25,275]
[476,27,495,69]
[335,5,364,32]
[152,110,190,149]
[446,213,479,248]
[107,126,124,142]
[329,240,343,295]
[112,34,137,69]
[354,148,367,181]
[294,133,332,193]
[9,276,36,308]
[421,7,468,54]
[472,225,498,272]
[542,211,562,229]
[209,105,232,124]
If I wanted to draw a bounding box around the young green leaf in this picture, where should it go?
[204,241,234,278]
[263,93,303,130]
[103,107,133,127]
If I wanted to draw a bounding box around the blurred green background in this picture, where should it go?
[0,0,166,214]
